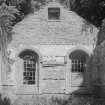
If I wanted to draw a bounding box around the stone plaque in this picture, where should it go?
[41,56,66,66]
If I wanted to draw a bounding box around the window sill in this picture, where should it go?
[48,19,61,22]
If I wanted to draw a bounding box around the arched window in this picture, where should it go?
[19,50,39,85]
[69,50,88,73]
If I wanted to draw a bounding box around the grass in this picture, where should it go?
[1,93,105,105]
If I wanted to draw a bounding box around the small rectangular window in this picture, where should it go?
[48,8,60,20]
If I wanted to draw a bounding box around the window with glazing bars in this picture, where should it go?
[23,55,36,84]
[72,59,85,72]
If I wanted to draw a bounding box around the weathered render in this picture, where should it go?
[0,0,98,101]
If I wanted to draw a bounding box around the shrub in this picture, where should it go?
[49,97,68,105]
[0,94,11,105]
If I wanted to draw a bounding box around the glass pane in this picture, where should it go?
[48,8,60,20]
[23,55,37,85]
[71,59,86,73]
[19,50,39,85]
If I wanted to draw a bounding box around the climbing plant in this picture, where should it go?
[0,2,18,83]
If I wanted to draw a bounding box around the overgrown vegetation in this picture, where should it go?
[0,94,11,105]
[0,0,105,27]
[3,94,105,105]
[97,19,105,45]
[0,0,105,105]
[0,2,18,84]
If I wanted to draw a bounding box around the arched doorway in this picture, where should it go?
[69,50,89,87]
[19,50,39,85]
[17,49,39,94]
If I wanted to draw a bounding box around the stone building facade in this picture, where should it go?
[0,0,98,100]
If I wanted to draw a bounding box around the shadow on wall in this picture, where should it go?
[71,42,105,105]
[69,49,89,92]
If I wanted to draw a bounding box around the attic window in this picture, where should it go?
[48,8,60,20]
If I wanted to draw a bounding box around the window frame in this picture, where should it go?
[71,59,86,73]
[19,50,39,85]
[23,55,37,85]
[48,7,60,21]
[69,50,88,73]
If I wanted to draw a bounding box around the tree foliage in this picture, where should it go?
[0,0,104,27]
[86,42,105,97]
[0,2,18,83]
[96,19,105,45]
[70,0,105,27]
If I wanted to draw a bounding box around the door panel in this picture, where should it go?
[71,73,83,87]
